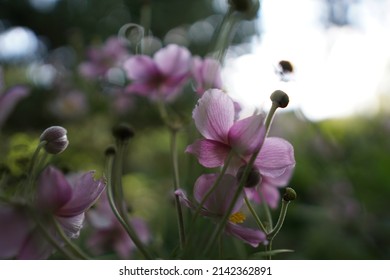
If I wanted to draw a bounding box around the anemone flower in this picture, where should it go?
[191,56,223,95]
[186,89,295,208]
[87,192,150,259]
[175,173,266,247]
[0,166,105,259]
[123,44,192,101]
[79,36,130,80]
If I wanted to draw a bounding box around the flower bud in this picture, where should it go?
[228,0,260,20]
[104,146,116,156]
[112,123,135,142]
[236,165,262,188]
[283,187,297,202]
[270,90,289,108]
[40,126,69,154]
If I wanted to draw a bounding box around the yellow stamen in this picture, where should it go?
[229,212,246,224]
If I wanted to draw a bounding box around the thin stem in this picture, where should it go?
[264,103,278,136]
[264,200,291,260]
[26,141,46,196]
[51,216,90,260]
[171,129,186,249]
[31,211,76,260]
[261,196,273,232]
[113,141,127,219]
[244,195,267,233]
[182,151,234,255]
[268,200,290,239]
[191,151,234,225]
[105,154,153,260]
[204,149,259,256]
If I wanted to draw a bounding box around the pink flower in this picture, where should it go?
[79,36,130,80]
[175,173,266,247]
[191,56,223,95]
[186,89,295,208]
[123,44,192,101]
[87,192,151,259]
[186,88,265,168]
[0,166,106,259]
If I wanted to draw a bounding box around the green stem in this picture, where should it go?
[113,141,127,219]
[51,216,90,260]
[31,211,76,260]
[105,154,153,260]
[244,195,267,233]
[268,200,290,239]
[212,7,238,63]
[26,141,46,196]
[171,129,186,249]
[264,103,278,136]
[182,151,234,255]
[204,150,259,256]
[265,199,290,260]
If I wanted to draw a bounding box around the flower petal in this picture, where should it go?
[186,139,230,168]
[193,173,243,215]
[123,55,159,80]
[18,229,55,260]
[56,213,85,239]
[226,223,266,247]
[246,183,281,209]
[37,167,72,212]
[255,137,295,178]
[228,114,265,156]
[191,56,222,94]
[58,171,105,217]
[193,89,235,142]
[0,203,33,259]
[154,44,191,77]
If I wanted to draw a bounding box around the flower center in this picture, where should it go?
[229,212,246,224]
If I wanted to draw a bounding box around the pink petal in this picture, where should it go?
[56,213,85,239]
[0,203,33,259]
[228,114,265,156]
[58,171,105,217]
[191,56,222,94]
[193,173,243,215]
[18,229,55,260]
[123,55,159,80]
[226,223,266,247]
[264,165,295,187]
[247,183,281,209]
[154,44,191,77]
[37,167,72,212]
[185,139,230,168]
[193,89,235,142]
[255,137,295,178]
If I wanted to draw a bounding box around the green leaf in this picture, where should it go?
[249,249,295,259]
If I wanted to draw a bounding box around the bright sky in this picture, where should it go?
[222,0,390,121]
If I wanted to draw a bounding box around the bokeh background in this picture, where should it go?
[1,0,390,259]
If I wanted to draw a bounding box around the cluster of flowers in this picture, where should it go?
[0,0,296,259]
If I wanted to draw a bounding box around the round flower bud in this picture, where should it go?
[228,0,260,20]
[236,165,262,188]
[112,123,135,142]
[270,90,289,108]
[283,187,297,202]
[104,146,116,156]
[40,126,69,154]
